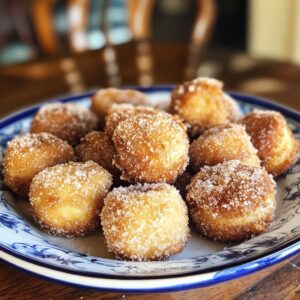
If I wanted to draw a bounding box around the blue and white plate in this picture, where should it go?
[0,87,300,293]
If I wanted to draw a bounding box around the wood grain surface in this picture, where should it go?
[0,43,300,299]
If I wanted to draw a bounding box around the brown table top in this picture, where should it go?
[0,42,300,299]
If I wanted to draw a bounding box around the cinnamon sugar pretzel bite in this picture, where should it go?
[101,183,189,261]
[29,161,112,237]
[91,88,148,127]
[112,111,189,183]
[3,133,75,198]
[31,103,98,146]
[186,160,276,242]
[189,124,260,173]
[171,77,241,138]
[241,110,299,176]
[76,131,118,176]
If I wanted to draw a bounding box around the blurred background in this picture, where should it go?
[1,0,300,116]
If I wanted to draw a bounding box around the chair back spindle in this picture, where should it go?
[128,0,155,86]
[185,0,216,79]
[67,0,89,53]
[101,0,121,87]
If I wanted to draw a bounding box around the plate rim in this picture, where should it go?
[1,86,300,291]
[1,241,300,293]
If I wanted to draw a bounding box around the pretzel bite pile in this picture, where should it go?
[31,103,98,145]
[3,133,75,197]
[2,80,299,261]
[101,183,189,261]
[171,77,241,138]
[29,161,112,237]
[91,88,147,127]
[241,110,299,176]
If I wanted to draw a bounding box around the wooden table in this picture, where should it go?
[0,43,300,299]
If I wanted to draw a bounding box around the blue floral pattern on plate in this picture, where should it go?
[0,88,300,291]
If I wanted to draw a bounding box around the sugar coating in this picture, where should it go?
[186,160,276,241]
[6,132,72,154]
[91,88,148,126]
[189,123,260,172]
[37,102,94,120]
[172,77,224,113]
[252,109,281,116]
[101,183,190,261]
[3,132,75,197]
[241,110,299,176]
[176,77,223,96]
[104,104,157,138]
[171,77,241,138]
[31,103,98,145]
[242,110,285,154]
[188,160,275,213]
[29,161,112,237]
[76,131,118,175]
[112,111,189,183]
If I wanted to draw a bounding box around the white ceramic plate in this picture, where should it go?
[0,87,299,292]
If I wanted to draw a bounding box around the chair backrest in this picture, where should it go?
[30,0,216,87]
[127,0,216,85]
[31,0,90,55]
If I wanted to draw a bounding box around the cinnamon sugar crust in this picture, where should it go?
[241,110,299,176]
[31,103,98,146]
[76,131,119,176]
[105,104,157,139]
[3,133,75,198]
[171,77,241,138]
[189,124,260,173]
[112,111,189,183]
[91,88,148,127]
[29,161,112,237]
[187,160,276,241]
[101,183,189,261]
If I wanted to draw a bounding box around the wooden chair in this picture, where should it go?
[31,0,90,93]
[31,0,216,88]
[0,0,37,63]
[2,0,216,97]
[31,0,90,55]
